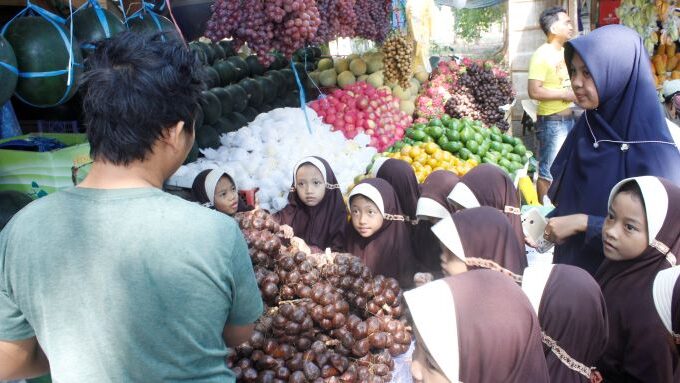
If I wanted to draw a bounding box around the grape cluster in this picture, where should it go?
[205,0,321,65]
[354,0,391,42]
[382,32,414,88]
[231,210,412,382]
[314,0,357,44]
[444,62,514,131]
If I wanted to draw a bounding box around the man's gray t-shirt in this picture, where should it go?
[0,187,263,382]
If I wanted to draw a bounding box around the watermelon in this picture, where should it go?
[69,6,126,57]
[242,106,259,122]
[0,36,17,106]
[226,84,248,112]
[199,90,221,124]
[198,41,215,64]
[258,104,273,113]
[286,91,300,107]
[218,40,236,57]
[213,60,235,86]
[220,116,240,133]
[189,41,207,65]
[239,77,263,108]
[213,116,240,134]
[127,12,179,41]
[213,116,232,135]
[203,66,220,88]
[269,53,287,70]
[311,46,322,59]
[196,124,221,149]
[211,43,225,61]
[0,191,32,230]
[228,111,249,129]
[3,16,83,107]
[267,70,287,97]
[279,68,296,90]
[226,56,249,80]
[246,55,265,76]
[211,87,233,115]
[259,75,277,104]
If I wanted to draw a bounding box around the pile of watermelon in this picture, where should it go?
[188,41,323,158]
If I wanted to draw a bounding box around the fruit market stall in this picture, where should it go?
[0,1,540,382]
[226,209,413,382]
[616,0,680,87]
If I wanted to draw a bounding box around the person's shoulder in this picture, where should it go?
[529,44,550,65]
[4,190,63,225]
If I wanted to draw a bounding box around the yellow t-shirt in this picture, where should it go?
[528,43,572,116]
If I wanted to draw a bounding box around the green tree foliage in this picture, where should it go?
[454,4,505,43]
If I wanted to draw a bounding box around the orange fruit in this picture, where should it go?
[424,142,439,155]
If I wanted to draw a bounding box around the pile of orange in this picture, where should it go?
[383,142,478,183]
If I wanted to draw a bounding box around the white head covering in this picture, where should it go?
[368,156,390,177]
[447,182,480,209]
[663,80,680,99]
[349,183,386,217]
[204,168,234,207]
[653,266,680,336]
[431,214,465,261]
[521,264,555,315]
[607,176,668,246]
[404,279,460,382]
[293,156,327,184]
[416,197,450,220]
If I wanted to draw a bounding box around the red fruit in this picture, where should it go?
[351,338,370,357]
[303,361,321,380]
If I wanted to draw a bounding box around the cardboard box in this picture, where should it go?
[0,133,91,197]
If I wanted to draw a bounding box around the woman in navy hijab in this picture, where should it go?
[543,25,680,275]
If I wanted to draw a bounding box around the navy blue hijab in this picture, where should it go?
[549,25,680,217]
[547,25,680,274]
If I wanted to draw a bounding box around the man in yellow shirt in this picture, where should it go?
[528,6,577,203]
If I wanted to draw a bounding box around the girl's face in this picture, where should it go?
[350,195,384,238]
[570,52,600,110]
[295,164,326,207]
[411,329,450,383]
[602,191,649,261]
[214,176,239,216]
[440,245,467,276]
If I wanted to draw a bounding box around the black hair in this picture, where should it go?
[615,181,646,213]
[539,6,567,36]
[664,92,680,104]
[81,31,205,165]
[191,169,235,204]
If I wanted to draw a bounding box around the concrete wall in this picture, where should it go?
[507,0,573,119]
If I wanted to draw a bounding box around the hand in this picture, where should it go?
[280,224,294,239]
[524,235,539,249]
[290,236,311,255]
[544,214,588,245]
[563,88,577,103]
[413,272,434,287]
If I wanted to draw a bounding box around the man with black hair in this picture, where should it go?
[0,32,263,381]
[528,6,576,203]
